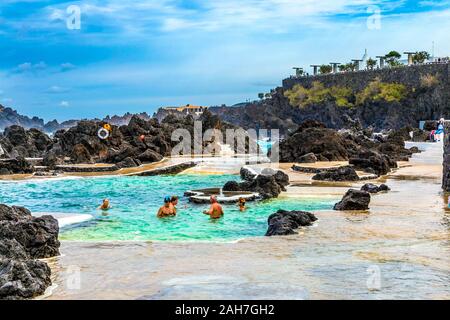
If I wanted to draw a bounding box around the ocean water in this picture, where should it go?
[0,174,336,241]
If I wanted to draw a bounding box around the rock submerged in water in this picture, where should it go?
[0,204,60,300]
[312,166,360,182]
[265,210,317,236]
[360,183,390,194]
[222,181,241,191]
[333,189,371,211]
[224,167,290,199]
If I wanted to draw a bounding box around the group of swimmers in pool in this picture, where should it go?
[98,195,248,219]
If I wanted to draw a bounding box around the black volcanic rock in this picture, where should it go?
[0,239,29,260]
[0,157,34,175]
[222,181,241,192]
[116,157,141,169]
[0,258,52,300]
[312,166,360,182]
[298,153,317,163]
[42,152,64,169]
[333,189,371,210]
[240,167,257,181]
[136,149,163,163]
[444,122,450,192]
[360,183,390,193]
[265,210,317,236]
[242,175,283,199]
[272,169,290,188]
[224,168,290,199]
[279,126,352,162]
[0,204,60,300]
[0,205,60,259]
[70,144,93,164]
[0,126,52,158]
[349,150,393,176]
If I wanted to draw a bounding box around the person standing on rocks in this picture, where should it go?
[203,196,224,219]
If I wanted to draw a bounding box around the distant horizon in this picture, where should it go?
[1,0,450,121]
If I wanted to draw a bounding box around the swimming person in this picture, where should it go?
[157,196,176,218]
[203,195,224,219]
[99,198,111,210]
[238,197,246,211]
[170,196,179,214]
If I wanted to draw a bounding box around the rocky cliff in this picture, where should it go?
[211,63,450,134]
[443,122,450,192]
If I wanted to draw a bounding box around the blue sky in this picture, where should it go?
[0,0,450,121]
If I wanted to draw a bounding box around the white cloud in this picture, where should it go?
[14,61,47,73]
[59,100,69,107]
[46,85,69,93]
[17,62,32,72]
[60,63,76,72]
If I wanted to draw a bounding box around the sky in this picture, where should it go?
[0,0,450,121]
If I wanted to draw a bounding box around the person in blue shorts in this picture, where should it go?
[435,118,445,142]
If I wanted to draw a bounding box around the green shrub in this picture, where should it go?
[356,78,407,104]
[284,81,353,108]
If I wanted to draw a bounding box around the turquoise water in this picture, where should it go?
[0,174,336,241]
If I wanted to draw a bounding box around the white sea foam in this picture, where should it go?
[32,212,94,228]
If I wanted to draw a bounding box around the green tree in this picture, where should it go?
[319,65,333,74]
[264,93,271,99]
[385,51,402,67]
[412,51,431,64]
[258,93,264,100]
[339,62,357,72]
[366,58,377,70]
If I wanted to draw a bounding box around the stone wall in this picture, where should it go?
[443,122,450,192]
[282,63,450,92]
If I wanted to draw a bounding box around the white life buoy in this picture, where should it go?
[97,128,110,140]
